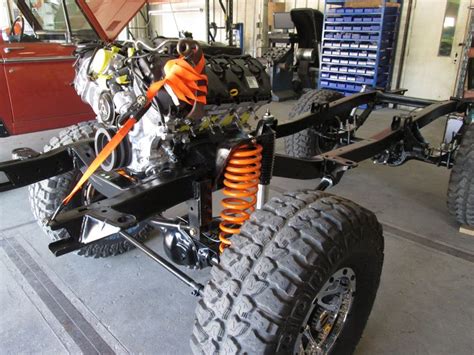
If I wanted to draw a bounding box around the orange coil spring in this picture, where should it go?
[219,143,263,253]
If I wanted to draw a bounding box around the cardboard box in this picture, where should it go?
[268,1,286,29]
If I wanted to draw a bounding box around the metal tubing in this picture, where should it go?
[409,100,461,128]
[119,231,204,296]
[395,0,413,90]
[275,91,445,141]
[0,143,79,191]
[256,184,269,209]
[149,219,195,232]
[261,0,269,54]
[272,154,324,180]
[205,0,210,43]
[315,177,334,191]
[5,0,13,27]
[275,91,377,138]
[61,0,73,43]
[322,100,460,164]
[227,0,233,46]
[376,92,439,108]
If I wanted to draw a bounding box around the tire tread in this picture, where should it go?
[28,121,151,258]
[191,190,383,354]
[285,90,345,158]
[447,124,474,225]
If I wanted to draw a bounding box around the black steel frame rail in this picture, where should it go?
[0,91,469,250]
[0,90,469,296]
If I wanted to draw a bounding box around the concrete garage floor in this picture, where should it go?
[1,100,473,354]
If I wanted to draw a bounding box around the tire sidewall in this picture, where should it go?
[192,191,384,355]
[275,236,382,354]
[447,123,474,225]
[285,89,346,158]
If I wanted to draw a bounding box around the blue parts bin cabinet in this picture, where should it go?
[319,0,402,96]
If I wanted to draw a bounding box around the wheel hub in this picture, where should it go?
[296,267,356,355]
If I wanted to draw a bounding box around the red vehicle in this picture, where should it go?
[0,0,96,136]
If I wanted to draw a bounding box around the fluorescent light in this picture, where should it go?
[443,16,455,28]
[149,8,203,15]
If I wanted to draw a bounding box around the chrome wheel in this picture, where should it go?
[296,267,356,355]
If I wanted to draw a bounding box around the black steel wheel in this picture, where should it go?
[285,89,347,158]
[28,122,152,258]
[191,190,384,354]
[447,123,474,226]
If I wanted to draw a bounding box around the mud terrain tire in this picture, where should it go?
[192,190,384,354]
[447,123,474,226]
[28,122,151,258]
[285,89,346,158]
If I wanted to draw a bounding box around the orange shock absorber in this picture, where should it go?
[219,143,263,253]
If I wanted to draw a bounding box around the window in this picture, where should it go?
[1,0,96,42]
[0,1,11,30]
[28,0,62,31]
[26,0,93,33]
[438,0,461,56]
[1,0,35,41]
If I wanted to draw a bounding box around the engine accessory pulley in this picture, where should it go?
[97,91,115,125]
[94,127,132,171]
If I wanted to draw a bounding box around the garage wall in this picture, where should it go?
[148,1,264,55]
[149,1,224,45]
[233,0,326,56]
[396,0,471,99]
[148,1,325,56]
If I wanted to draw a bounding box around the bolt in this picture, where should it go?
[137,95,146,105]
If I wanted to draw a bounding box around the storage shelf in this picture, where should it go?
[326,17,397,22]
[326,4,399,14]
[323,37,379,42]
[320,76,387,85]
[318,0,401,95]
[321,83,364,90]
[324,29,393,33]
[326,13,398,18]
[322,53,379,59]
[321,62,378,69]
[327,12,383,16]
[322,88,363,95]
[320,70,387,77]
[324,33,396,40]
[323,45,379,50]
[326,21,383,25]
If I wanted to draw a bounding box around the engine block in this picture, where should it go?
[73,41,271,175]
